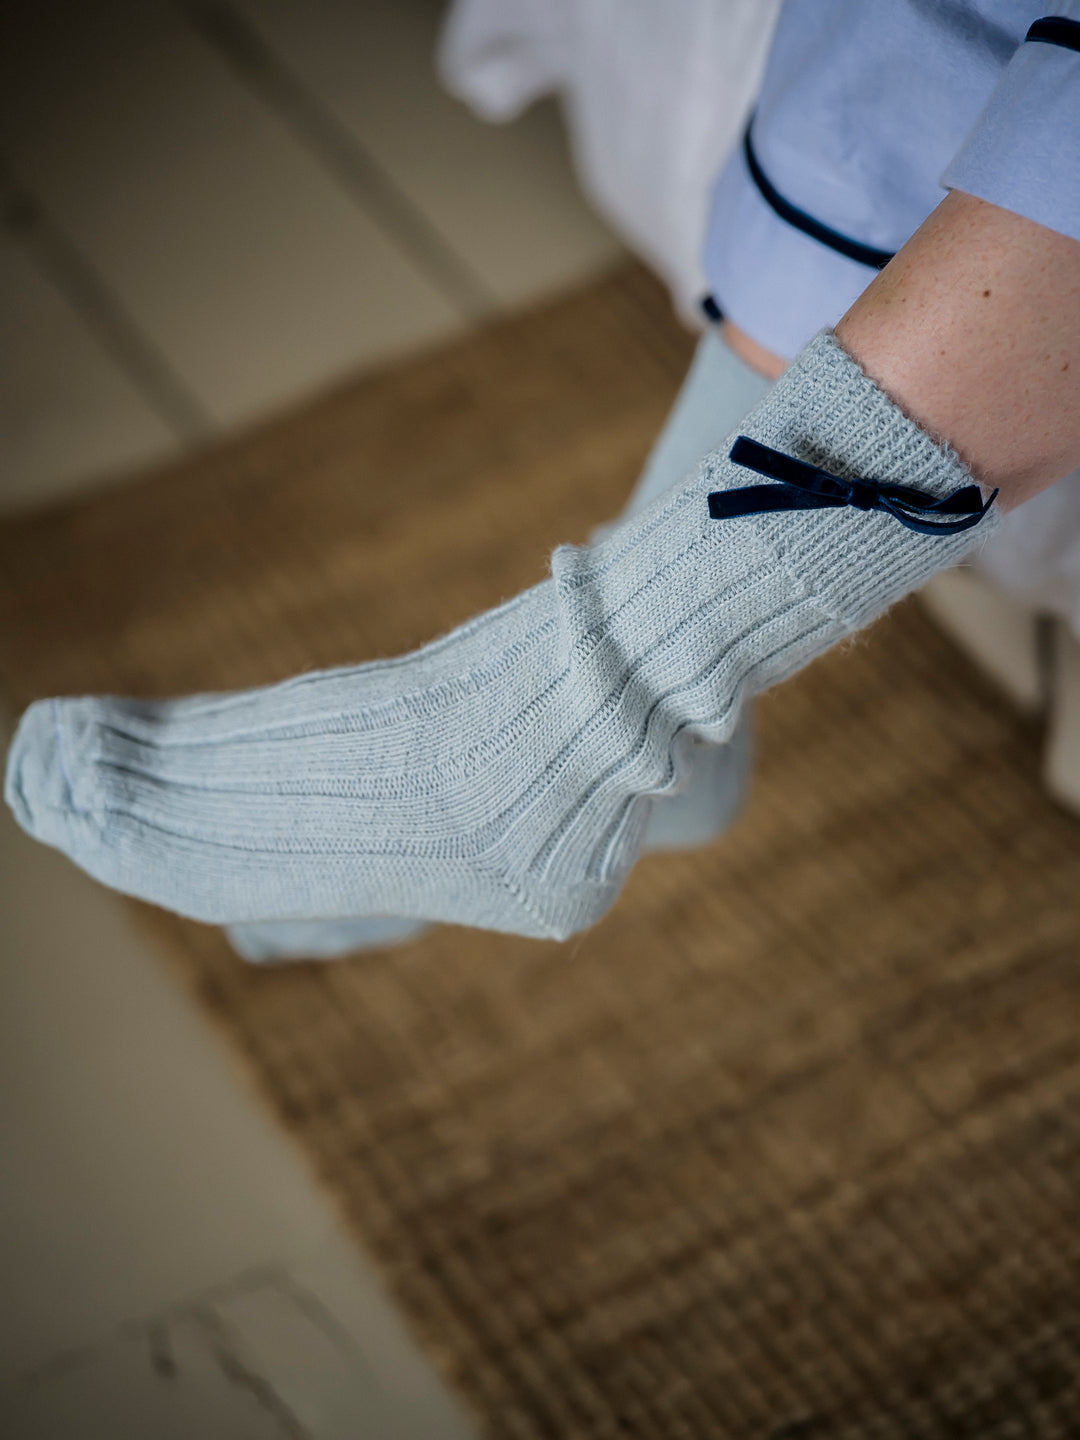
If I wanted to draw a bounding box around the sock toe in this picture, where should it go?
[6,699,74,840]
[4,696,114,876]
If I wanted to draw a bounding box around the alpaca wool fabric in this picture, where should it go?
[4,331,998,940]
[225,329,771,961]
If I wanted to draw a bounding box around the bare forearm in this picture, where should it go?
[725,190,1080,511]
[836,190,1080,510]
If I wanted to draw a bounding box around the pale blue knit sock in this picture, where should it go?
[629,328,772,854]
[625,328,776,521]
[5,332,997,941]
[226,329,769,962]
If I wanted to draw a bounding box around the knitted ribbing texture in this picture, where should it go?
[4,331,999,940]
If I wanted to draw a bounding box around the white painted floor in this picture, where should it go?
[0,2,620,1433]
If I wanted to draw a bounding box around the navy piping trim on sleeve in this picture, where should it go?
[742,120,896,271]
[1025,16,1080,52]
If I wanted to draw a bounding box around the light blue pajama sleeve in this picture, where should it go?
[703,1,1080,359]
[943,4,1080,241]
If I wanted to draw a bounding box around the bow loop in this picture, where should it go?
[707,436,997,537]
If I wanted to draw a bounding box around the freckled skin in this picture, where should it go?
[725,190,1080,510]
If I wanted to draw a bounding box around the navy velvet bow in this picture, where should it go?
[708,436,997,537]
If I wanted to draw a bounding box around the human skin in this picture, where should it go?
[723,189,1080,511]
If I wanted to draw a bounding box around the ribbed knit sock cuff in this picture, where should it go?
[702,329,1002,632]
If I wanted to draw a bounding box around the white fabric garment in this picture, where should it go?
[437,0,782,321]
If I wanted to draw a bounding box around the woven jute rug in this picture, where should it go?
[3,264,1080,1438]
